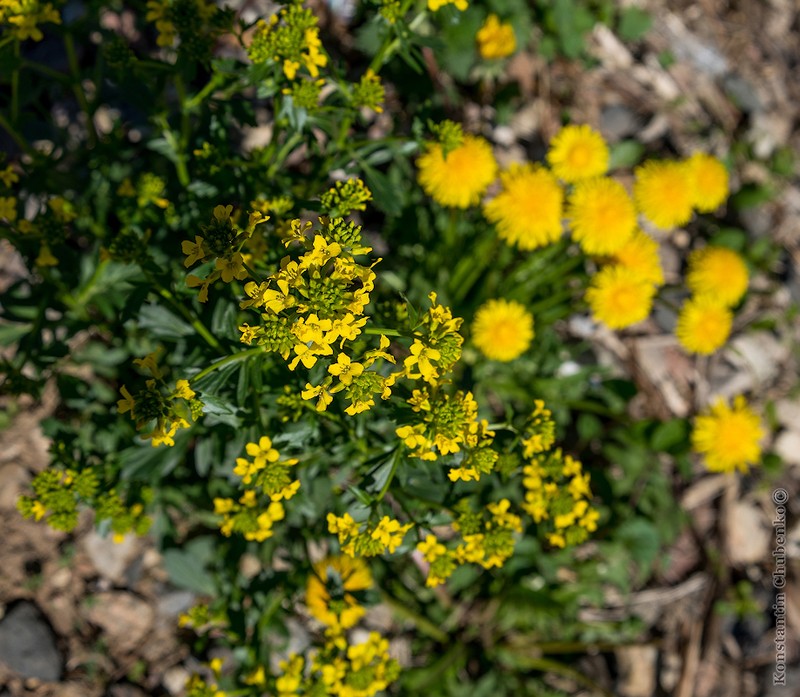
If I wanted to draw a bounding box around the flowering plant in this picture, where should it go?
[1,0,784,694]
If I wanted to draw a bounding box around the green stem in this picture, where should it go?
[375,447,402,501]
[380,591,449,643]
[368,8,425,74]
[242,262,264,285]
[64,34,98,147]
[0,112,34,156]
[11,40,20,122]
[496,652,615,697]
[20,58,70,83]
[190,347,264,384]
[184,73,227,111]
[267,132,303,178]
[363,327,402,337]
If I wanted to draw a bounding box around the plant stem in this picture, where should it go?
[190,347,265,384]
[375,447,402,501]
[64,34,98,147]
[11,40,20,122]
[267,132,303,178]
[0,112,34,156]
[380,591,449,643]
[362,327,402,337]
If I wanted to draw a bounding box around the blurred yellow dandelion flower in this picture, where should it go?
[417,135,497,209]
[686,246,748,307]
[686,152,729,213]
[567,178,636,255]
[675,296,732,355]
[585,266,656,329]
[476,14,516,60]
[483,163,563,250]
[472,299,534,361]
[610,229,664,286]
[692,395,764,473]
[547,125,610,183]
[633,160,694,229]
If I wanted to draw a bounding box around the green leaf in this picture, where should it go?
[617,7,651,42]
[162,541,217,595]
[138,303,194,340]
[609,140,645,170]
[650,419,689,452]
[362,165,403,217]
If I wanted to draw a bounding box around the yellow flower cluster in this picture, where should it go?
[10,195,76,267]
[18,468,151,540]
[275,632,400,697]
[691,395,764,473]
[428,0,468,11]
[476,14,516,60]
[633,152,729,230]
[676,245,747,355]
[247,4,328,80]
[117,352,199,446]
[184,675,226,697]
[182,204,269,302]
[327,513,412,556]
[0,0,60,41]
[306,555,372,634]
[145,0,218,50]
[213,436,299,540]
[417,498,523,587]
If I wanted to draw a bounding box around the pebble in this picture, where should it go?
[0,602,62,681]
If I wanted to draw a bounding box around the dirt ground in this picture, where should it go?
[1,0,799,695]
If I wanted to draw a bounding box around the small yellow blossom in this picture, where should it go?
[547,125,610,183]
[483,163,563,250]
[428,0,468,10]
[610,229,664,286]
[476,14,516,60]
[686,246,748,307]
[692,395,764,473]
[306,556,372,630]
[686,152,729,213]
[585,266,656,329]
[675,296,732,355]
[417,135,497,209]
[471,299,534,362]
[0,196,17,221]
[634,160,694,230]
[567,178,636,255]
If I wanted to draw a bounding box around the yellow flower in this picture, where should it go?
[633,160,694,229]
[675,297,732,355]
[476,14,516,60]
[686,152,729,212]
[182,235,207,267]
[428,0,468,10]
[0,165,19,187]
[547,125,610,183]
[0,196,17,221]
[117,385,135,415]
[585,266,656,329]
[417,135,497,209]
[328,353,364,386]
[370,516,411,553]
[609,229,664,286]
[306,556,372,630]
[215,253,248,283]
[483,163,563,250]
[692,395,764,473]
[686,246,748,307]
[471,299,534,361]
[173,379,195,400]
[567,178,636,255]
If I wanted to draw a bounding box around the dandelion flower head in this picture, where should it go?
[417,135,497,209]
[675,296,732,355]
[567,177,636,255]
[547,125,610,183]
[472,298,534,361]
[610,229,664,286]
[634,160,694,230]
[692,395,764,473]
[476,14,516,60]
[585,265,656,329]
[686,246,748,307]
[686,152,729,213]
[483,163,563,250]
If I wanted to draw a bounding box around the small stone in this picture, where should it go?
[0,465,29,511]
[85,593,154,654]
[163,666,190,696]
[600,104,639,141]
[724,500,770,565]
[616,645,658,697]
[156,590,195,620]
[82,530,140,584]
[775,431,800,466]
[0,602,62,681]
